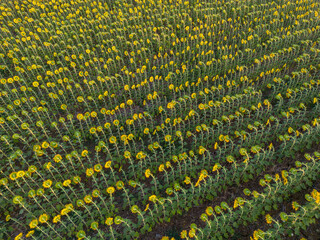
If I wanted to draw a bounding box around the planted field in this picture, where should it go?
[1,0,320,239]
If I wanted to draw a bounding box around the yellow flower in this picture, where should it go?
[184,176,191,185]
[198,146,206,155]
[94,164,102,172]
[212,163,221,172]
[195,173,206,187]
[41,141,49,149]
[84,195,92,204]
[77,114,84,120]
[53,215,61,223]
[53,154,62,163]
[233,199,239,209]
[59,103,67,111]
[14,99,21,106]
[144,203,150,212]
[29,219,38,229]
[92,189,100,198]
[219,135,224,141]
[14,233,23,240]
[180,230,188,239]
[113,119,119,126]
[165,135,172,142]
[124,151,131,159]
[90,111,97,118]
[145,169,151,178]
[116,181,124,190]
[158,164,165,172]
[109,136,117,144]
[9,172,17,181]
[136,151,146,159]
[149,195,157,202]
[105,161,112,168]
[105,217,113,226]
[43,179,52,188]
[205,207,213,216]
[292,201,299,211]
[89,127,96,134]
[26,230,34,238]
[265,214,272,224]
[86,168,94,177]
[107,186,115,194]
[17,171,25,178]
[281,170,288,185]
[28,165,37,173]
[189,228,196,238]
[39,214,49,223]
[63,180,71,187]
[226,155,235,163]
[60,208,69,216]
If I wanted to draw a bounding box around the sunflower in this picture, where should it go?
[9,172,18,181]
[109,136,117,144]
[105,217,113,226]
[106,186,115,194]
[89,127,96,134]
[26,230,34,238]
[265,214,273,224]
[53,154,62,163]
[43,179,52,188]
[81,150,88,157]
[113,119,119,126]
[184,176,191,185]
[84,195,92,204]
[105,161,112,168]
[52,215,61,223]
[41,141,49,149]
[29,219,38,229]
[60,104,67,110]
[39,214,49,223]
[198,146,206,155]
[145,169,151,178]
[124,151,131,159]
[91,221,99,230]
[116,181,124,190]
[63,180,71,187]
[28,165,37,173]
[86,168,94,177]
[94,164,102,172]
[92,189,100,198]
[292,201,300,211]
[17,171,25,178]
[164,135,172,142]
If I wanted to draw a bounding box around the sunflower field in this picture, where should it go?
[1,0,320,239]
